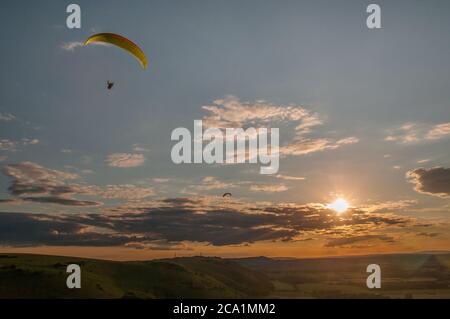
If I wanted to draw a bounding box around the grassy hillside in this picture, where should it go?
[0,254,272,299]
[1,252,448,299]
[162,256,272,297]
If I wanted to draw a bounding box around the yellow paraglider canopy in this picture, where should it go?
[84,33,148,69]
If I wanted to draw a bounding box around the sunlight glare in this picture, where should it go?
[327,198,349,213]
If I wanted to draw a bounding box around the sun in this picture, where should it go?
[327,198,349,213]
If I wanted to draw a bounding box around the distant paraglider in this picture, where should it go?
[84,33,148,69]
[106,81,114,90]
[222,192,232,198]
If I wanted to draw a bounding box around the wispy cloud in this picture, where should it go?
[385,122,450,144]
[274,174,306,181]
[417,232,440,238]
[106,153,145,168]
[325,235,395,247]
[0,113,16,122]
[184,176,239,194]
[361,199,418,213]
[61,41,111,51]
[132,143,150,153]
[280,137,359,156]
[0,138,39,151]
[151,178,171,184]
[199,176,236,189]
[426,123,450,140]
[250,184,288,192]
[60,41,84,51]
[0,139,17,151]
[83,185,155,200]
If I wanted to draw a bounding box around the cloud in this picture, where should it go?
[106,153,145,168]
[416,232,440,238]
[132,144,150,153]
[182,177,290,195]
[407,167,450,198]
[0,139,15,151]
[21,138,40,146]
[280,137,359,156]
[274,174,306,181]
[325,235,395,247]
[82,184,155,200]
[425,123,450,140]
[250,184,288,192]
[0,138,39,151]
[386,122,450,144]
[2,162,154,206]
[196,176,237,191]
[199,97,359,158]
[180,176,242,196]
[61,41,111,51]
[21,196,100,207]
[3,162,79,192]
[124,240,190,251]
[0,197,411,247]
[335,137,360,146]
[0,113,16,122]
[151,178,171,183]
[1,162,99,206]
[0,198,19,204]
[361,200,418,213]
[61,42,84,51]
[202,96,321,133]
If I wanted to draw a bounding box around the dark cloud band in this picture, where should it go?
[0,197,409,248]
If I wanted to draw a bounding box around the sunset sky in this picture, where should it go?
[1,0,449,260]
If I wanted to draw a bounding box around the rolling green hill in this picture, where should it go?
[0,254,272,299]
[1,252,449,299]
[160,256,272,297]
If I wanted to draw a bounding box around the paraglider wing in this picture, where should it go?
[84,33,148,69]
[222,192,232,198]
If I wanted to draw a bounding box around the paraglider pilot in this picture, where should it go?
[107,81,114,90]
